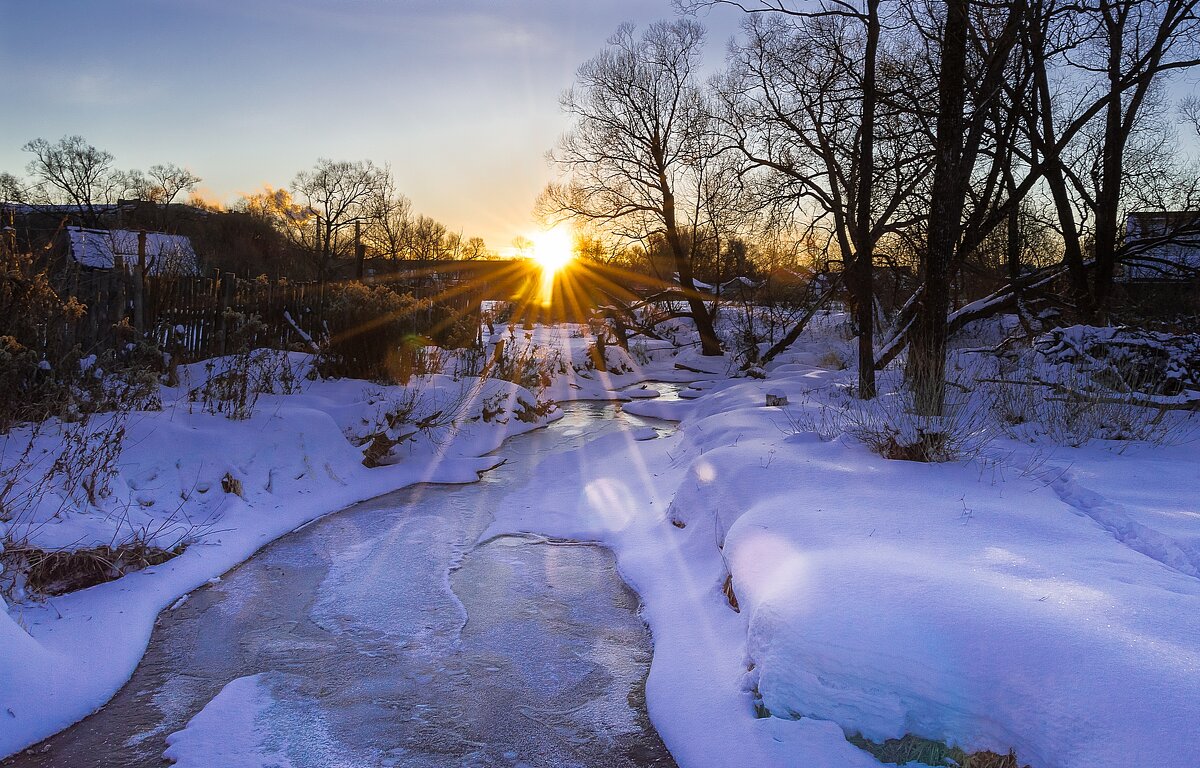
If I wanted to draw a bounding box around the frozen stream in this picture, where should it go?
[5,395,680,768]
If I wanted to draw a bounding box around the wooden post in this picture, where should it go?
[218,272,236,355]
[134,230,146,334]
[112,269,127,346]
[354,220,365,281]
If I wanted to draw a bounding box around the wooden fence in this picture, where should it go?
[58,269,479,362]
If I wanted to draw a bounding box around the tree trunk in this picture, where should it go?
[1091,1,1127,318]
[662,176,722,356]
[910,0,969,417]
[852,0,881,399]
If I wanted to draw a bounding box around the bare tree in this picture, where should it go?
[889,0,1027,414]
[408,215,450,261]
[292,158,386,280]
[1183,93,1200,135]
[541,20,723,355]
[1020,0,1200,318]
[0,172,28,204]
[714,4,934,388]
[22,135,120,226]
[363,168,414,261]
[124,163,202,208]
[909,0,972,416]
[237,186,318,259]
[460,236,492,260]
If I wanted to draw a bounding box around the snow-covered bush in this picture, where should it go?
[841,386,991,462]
[185,314,301,420]
[790,366,992,463]
[977,325,1198,446]
[356,384,453,467]
[1033,325,1199,397]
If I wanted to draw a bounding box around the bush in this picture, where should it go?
[486,332,563,393]
[316,283,435,381]
[839,387,989,463]
[979,326,1198,446]
[0,247,86,428]
[185,313,300,420]
[785,365,991,464]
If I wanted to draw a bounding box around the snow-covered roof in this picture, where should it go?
[718,276,762,292]
[1,203,123,216]
[1124,211,1200,281]
[65,227,199,276]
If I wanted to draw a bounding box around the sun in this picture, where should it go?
[530,227,575,273]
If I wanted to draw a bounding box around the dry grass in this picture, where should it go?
[868,427,956,462]
[4,541,185,597]
[846,732,1029,768]
[722,572,740,612]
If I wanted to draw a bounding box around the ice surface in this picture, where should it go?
[6,404,673,768]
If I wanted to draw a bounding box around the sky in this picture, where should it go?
[0,0,743,251]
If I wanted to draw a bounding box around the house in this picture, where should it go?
[64,226,200,276]
[1122,211,1200,281]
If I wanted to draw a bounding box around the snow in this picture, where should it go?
[162,675,279,768]
[2,312,1198,767]
[0,353,563,757]
[480,314,1200,768]
[65,227,200,276]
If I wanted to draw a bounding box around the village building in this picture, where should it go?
[62,226,200,276]
[1122,211,1200,281]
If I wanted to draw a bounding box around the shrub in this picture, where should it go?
[316,282,434,381]
[353,383,469,467]
[839,389,989,463]
[486,332,563,393]
[785,366,991,464]
[978,326,1198,446]
[186,312,300,420]
[0,247,86,428]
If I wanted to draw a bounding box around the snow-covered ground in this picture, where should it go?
[483,314,1199,768]
[2,312,1198,767]
[0,345,638,759]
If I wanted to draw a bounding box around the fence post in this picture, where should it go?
[355,220,365,281]
[111,269,127,347]
[133,230,146,334]
[218,272,236,355]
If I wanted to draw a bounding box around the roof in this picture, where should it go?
[1,203,123,216]
[1126,210,1200,227]
[1123,211,1200,281]
[65,227,200,276]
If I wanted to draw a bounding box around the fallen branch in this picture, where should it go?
[875,264,1067,370]
[975,377,1200,411]
[757,273,845,366]
[675,362,721,375]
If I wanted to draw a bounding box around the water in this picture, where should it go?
[4,393,680,768]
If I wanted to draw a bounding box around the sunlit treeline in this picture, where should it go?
[1,140,496,282]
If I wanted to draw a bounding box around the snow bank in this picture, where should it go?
[486,319,1200,768]
[0,356,556,758]
[162,675,275,768]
